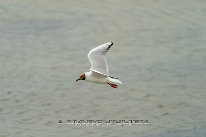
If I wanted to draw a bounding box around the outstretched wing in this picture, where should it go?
[88,42,113,75]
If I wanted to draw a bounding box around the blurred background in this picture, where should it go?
[0,0,206,136]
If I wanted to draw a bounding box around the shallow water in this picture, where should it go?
[0,0,206,136]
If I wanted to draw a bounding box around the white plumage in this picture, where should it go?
[76,42,122,88]
[88,42,112,76]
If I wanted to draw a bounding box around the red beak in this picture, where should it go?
[76,78,80,82]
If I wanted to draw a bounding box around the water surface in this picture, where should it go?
[0,0,206,136]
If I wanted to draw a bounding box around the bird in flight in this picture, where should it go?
[76,42,123,88]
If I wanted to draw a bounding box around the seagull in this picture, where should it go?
[76,42,123,88]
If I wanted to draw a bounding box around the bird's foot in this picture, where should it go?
[108,83,118,88]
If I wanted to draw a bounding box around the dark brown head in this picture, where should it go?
[76,73,86,82]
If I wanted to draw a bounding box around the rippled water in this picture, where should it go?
[0,0,206,137]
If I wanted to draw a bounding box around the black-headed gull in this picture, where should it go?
[76,42,123,88]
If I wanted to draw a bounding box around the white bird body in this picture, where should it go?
[76,42,123,88]
[85,71,108,84]
[85,71,123,84]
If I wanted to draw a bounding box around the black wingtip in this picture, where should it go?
[107,42,113,50]
[109,76,118,79]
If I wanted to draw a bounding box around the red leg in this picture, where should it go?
[108,83,118,88]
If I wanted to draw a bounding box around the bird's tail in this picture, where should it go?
[108,77,123,85]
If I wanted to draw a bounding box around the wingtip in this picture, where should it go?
[107,42,113,50]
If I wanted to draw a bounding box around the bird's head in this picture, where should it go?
[76,73,86,82]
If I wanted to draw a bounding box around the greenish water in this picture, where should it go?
[0,0,206,136]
